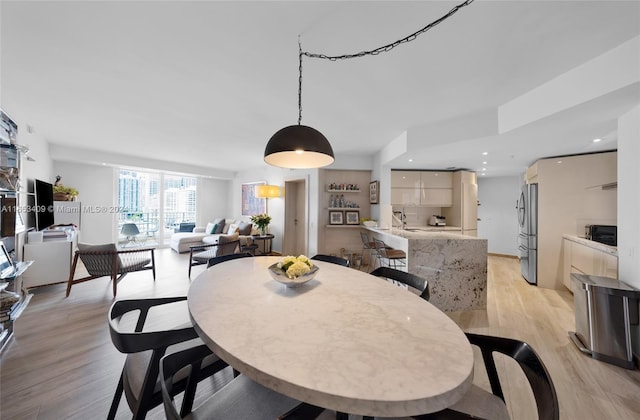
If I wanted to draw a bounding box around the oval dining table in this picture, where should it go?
[188,256,474,418]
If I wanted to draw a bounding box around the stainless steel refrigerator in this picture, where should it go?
[517,183,538,285]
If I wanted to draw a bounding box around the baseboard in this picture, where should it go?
[488,253,519,259]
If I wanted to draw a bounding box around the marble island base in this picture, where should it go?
[366,228,488,312]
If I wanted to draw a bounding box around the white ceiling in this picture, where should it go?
[1,1,639,178]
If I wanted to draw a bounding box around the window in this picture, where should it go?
[117,170,197,246]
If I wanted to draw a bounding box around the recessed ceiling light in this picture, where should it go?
[482,161,487,165]
[593,138,601,143]
[481,173,486,176]
[408,158,413,162]
[557,160,563,164]
[482,168,487,171]
[482,152,488,155]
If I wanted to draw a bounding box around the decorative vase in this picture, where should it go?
[53,192,73,201]
[260,226,268,236]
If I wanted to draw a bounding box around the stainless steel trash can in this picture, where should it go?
[569,273,639,369]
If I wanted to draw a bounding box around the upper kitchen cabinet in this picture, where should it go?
[391,171,422,189]
[420,171,453,207]
[391,170,453,207]
[421,171,453,189]
[390,188,421,206]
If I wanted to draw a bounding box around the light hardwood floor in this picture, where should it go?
[1,250,639,419]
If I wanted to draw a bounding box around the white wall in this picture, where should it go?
[51,161,233,245]
[197,177,231,227]
[477,176,521,256]
[617,105,640,358]
[9,110,53,190]
[618,105,640,288]
[230,166,319,256]
[536,152,617,289]
[52,161,116,244]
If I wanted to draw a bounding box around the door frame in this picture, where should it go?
[283,176,309,257]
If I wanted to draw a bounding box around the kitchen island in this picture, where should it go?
[365,227,487,312]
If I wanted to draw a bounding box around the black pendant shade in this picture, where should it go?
[264,124,335,169]
[264,0,473,170]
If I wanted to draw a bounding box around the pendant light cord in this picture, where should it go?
[296,0,474,125]
[298,40,304,125]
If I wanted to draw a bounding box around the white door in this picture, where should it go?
[283,179,307,256]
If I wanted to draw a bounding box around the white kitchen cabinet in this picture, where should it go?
[391,171,422,189]
[391,188,421,206]
[421,171,453,189]
[421,188,453,207]
[391,171,454,206]
[562,237,618,290]
[442,171,478,233]
[421,171,453,207]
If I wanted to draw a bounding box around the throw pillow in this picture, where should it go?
[212,218,225,234]
[205,222,216,234]
[227,223,239,234]
[237,221,252,235]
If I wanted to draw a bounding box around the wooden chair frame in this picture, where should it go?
[66,246,156,298]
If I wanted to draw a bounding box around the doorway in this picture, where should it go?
[283,178,308,256]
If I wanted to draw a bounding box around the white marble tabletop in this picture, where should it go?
[188,256,474,417]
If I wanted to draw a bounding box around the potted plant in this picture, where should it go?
[53,185,79,201]
[250,213,271,236]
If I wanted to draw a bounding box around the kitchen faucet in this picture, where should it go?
[392,209,407,230]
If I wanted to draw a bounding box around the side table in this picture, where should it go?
[250,234,274,255]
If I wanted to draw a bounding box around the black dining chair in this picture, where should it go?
[414,333,559,420]
[311,254,350,267]
[207,252,253,267]
[370,266,430,301]
[107,297,229,420]
[160,344,325,419]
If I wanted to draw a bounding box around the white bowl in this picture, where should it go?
[268,263,319,288]
[363,221,377,228]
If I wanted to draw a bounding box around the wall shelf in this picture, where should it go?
[327,207,360,211]
[325,225,363,229]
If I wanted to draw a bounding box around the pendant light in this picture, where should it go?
[264,42,334,169]
[264,0,475,169]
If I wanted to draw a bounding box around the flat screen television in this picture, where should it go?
[35,179,55,231]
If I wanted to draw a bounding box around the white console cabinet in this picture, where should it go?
[22,237,76,289]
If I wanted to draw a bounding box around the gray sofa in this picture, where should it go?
[170,217,258,253]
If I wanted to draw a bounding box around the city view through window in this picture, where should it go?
[117,170,197,246]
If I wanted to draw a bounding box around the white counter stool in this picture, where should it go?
[373,238,406,270]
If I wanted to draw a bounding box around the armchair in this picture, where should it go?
[188,237,241,277]
[66,243,156,298]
